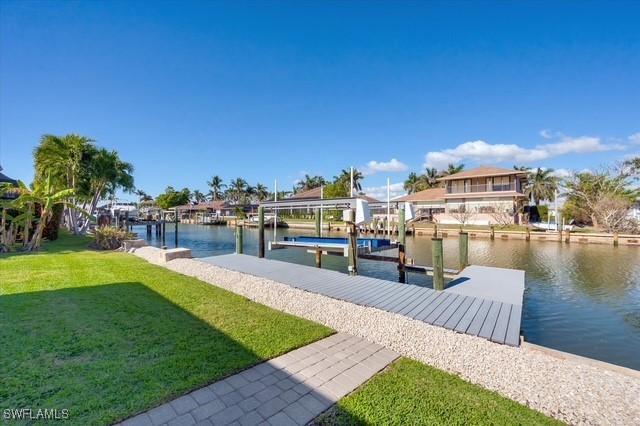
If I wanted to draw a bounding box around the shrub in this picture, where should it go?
[92,226,136,250]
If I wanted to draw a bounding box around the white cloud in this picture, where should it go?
[361,158,408,176]
[423,134,624,170]
[551,168,572,178]
[629,133,640,144]
[362,182,405,200]
[539,129,554,139]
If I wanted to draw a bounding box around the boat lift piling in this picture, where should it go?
[258,206,265,258]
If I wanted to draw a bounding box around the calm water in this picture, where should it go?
[135,224,640,370]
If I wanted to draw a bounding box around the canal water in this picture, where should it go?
[134,223,640,371]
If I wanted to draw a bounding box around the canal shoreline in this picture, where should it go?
[131,246,640,425]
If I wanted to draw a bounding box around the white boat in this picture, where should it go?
[530,222,574,231]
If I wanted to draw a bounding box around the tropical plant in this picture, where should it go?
[524,168,559,206]
[155,187,191,210]
[334,168,363,194]
[253,183,270,202]
[207,175,226,201]
[92,225,136,250]
[441,163,465,176]
[226,178,249,204]
[13,175,76,251]
[135,189,153,203]
[295,175,326,192]
[192,190,206,203]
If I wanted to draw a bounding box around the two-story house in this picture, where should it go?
[397,166,528,225]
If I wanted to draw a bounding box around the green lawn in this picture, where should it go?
[317,359,561,426]
[0,234,332,425]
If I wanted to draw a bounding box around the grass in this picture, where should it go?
[0,233,332,425]
[317,359,561,426]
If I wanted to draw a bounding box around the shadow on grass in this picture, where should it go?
[0,282,267,425]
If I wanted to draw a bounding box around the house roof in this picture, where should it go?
[289,187,379,203]
[438,166,527,181]
[395,187,445,202]
[0,171,18,186]
[289,187,323,199]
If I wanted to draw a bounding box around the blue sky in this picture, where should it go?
[1,1,639,200]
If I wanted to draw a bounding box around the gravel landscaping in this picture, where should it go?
[133,247,640,426]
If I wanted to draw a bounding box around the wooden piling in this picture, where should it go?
[258,206,265,258]
[162,220,166,246]
[565,229,570,244]
[490,225,495,240]
[398,206,406,245]
[432,238,444,291]
[346,209,358,276]
[315,247,322,268]
[459,232,469,270]
[613,232,619,246]
[398,244,406,283]
[525,226,530,241]
[236,223,244,254]
[314,208,321,237]
[433,223,438,237]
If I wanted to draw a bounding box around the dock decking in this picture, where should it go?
[197,254,524,346]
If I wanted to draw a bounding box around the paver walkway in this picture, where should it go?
[119,333,398,426]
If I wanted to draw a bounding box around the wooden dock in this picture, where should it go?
[197,254,524,346]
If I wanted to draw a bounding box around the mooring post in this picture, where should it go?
[398,243,406,283]
[398,205,406,246]
[315,246,322,268]
[346,209,358,276]
[458,232,469,270]
[433,223,438,237]
[124,210,129,231]
[432,237,444,291]
[162,219,166,246]
[258,206,265,258]
[490,225,495,240]
[174,208,179,247]
[236,223,244,254]
[526,226,530,241]
[613,232,619,246]
[314,208,321,237]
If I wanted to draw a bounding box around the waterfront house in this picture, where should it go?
[397,166,528,225]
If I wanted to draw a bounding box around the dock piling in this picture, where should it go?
[398,206,406,246]
[459,232,469,270]
[174,208,178,247]
[346,209,358,276]
[315,246,322,268]
[432,238,444,291]
[314,208,321,237]
[236,223,244,254]
[398,244,406,283]
[258,207,265,258]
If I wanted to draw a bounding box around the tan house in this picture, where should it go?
[397,166,528,225]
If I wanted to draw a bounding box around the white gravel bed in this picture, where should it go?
[132,247,640,425]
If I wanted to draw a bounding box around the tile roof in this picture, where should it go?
[438,166,527,181]
[395,187,445,202]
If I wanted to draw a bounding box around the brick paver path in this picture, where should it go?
[118,333,398,426]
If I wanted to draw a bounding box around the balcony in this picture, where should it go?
[445,182,517,194]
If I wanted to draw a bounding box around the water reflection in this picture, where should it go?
[133,224,640,370]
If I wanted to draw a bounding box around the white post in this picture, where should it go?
[320,185,324,237]
[273,179,278,240]
[386,177,390,236]
[554,189,559,231]
[350,166,354,197]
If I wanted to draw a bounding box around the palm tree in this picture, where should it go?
[525,168,559,206]
[334,168,363,194]
[192,190,206,203]
[440,163,464,176]
[207,175,226,201]
[424,168,440,187]
[228,177,248,204]
[296,175,326,192]
[253,183,270,201]
[14,174,75,251]
[403,172,420,194]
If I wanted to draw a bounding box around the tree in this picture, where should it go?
[441,163,465,176]
[524,168,559,206]
[13,175,76,251]
[226,178,249,204]
[155,187,190,210]
[207,175,226,201]
[192,190,206,203]
[295,175,326,192]
[564,168,638,228]
[253,183,270,201]
[135,189,152,203]
[334,168,363,194]
[449,204,475,226]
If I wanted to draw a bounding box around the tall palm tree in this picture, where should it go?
[525,168,559,205]
[403,172,421,194]
[296,175,326,192]
[192,190,206,203]
[253,183,270,201]
[207,175,226,201]
[334,168,363,194]
[440,163,465,176]
[228,177,248,204]
[424,168,440,187]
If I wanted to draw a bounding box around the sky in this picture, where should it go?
[1,0,639,201]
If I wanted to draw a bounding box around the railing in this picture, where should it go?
[446,183,517,194]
